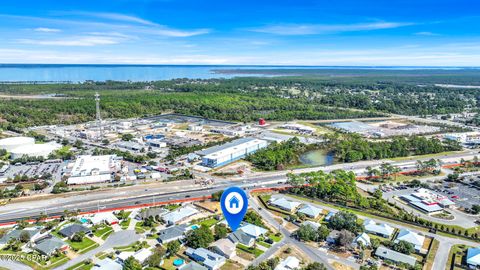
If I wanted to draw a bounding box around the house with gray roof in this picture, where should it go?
[228,230,255,247]
[137,207,169,220]
[157,224,190,244]
[185,247,226,270]
[209,238,236,259]
[0,227,44,246]
[394,229,425,251]
[269,198,301,212]
[297,204,322,218]
[58,224,91,239]
[179,262,208,270]
[162,206,198,225]
[375,246,417,267]
[33,235,68,256]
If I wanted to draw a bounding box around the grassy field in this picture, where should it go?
[198,218,218,227]
[120,218,131,229]
[237,243,264,257]
[67,237,99,254]
[388,151,466,161]
[423,239,439,270]
[93,226,113,239]
[65,261,93,270]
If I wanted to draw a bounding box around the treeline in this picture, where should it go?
[327,134,462,162]
[246,138,308,170]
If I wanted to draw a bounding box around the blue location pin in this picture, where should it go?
[220,186,248,232]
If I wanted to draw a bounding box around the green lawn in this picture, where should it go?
[257,241,271,248]
[120,218,131,229]
[67,237,99,254]
[93,226,113,238]
[237,244,264,257]
[198,218,218,227]
[267,233,282,242]
[65,261,93,270]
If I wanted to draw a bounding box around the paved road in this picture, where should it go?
[283,194,480,270]
[56,230,140,270]
[0,260,33,270]
[248,195,360,270]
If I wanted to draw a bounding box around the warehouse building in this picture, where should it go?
[198,137,268,168]
[10,142,61,160]
[67,155,121,185]
[0,136,35,151]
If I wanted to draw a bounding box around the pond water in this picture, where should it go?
[299,150,335,166]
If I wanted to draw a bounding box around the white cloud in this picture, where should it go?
[415,31,440,36]
[17,35,123,46]
[73,11,158,26]
[250,22,414,35]
[33,27,61,33]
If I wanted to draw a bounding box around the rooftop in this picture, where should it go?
[375,245,417,266]
[198,137,267,158]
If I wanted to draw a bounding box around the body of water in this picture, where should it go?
[299,150,335,166]
[0,64,474,83]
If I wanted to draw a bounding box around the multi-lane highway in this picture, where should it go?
[0,150,477,224]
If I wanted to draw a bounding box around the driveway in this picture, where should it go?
[0,260,33,270]
[56,230,140,270]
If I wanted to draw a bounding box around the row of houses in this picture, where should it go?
[268,196,323,219]
[0,226,68,257]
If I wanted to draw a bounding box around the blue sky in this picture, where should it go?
[0,0,479,65]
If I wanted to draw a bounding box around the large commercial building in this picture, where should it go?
[10,142,61,159]
[198,137,268,168]
[0,136,61,159]
[67,155,121,185]
[0,137,35,151]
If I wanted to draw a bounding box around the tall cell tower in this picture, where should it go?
[95,92,103,140]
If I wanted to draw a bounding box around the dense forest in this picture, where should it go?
[326,133,462,162]
[0,75,477,130]
[246,137,308,170]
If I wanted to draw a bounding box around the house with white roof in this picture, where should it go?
[228,230,255,247]
[297,204,322,219]
[185,247,226,270]
[162,206,198,225]
[363,219,395,238]
[269,197,301,212]
[354,233,371,247]
[90,212,119,225]
[132,248,153,265]
[302,220,321,230]
[467,247,480,268]
[395,229,425,251]
[239,223,268,239]
[209,238,236,259]
[93,258,122,270]
[274,256,300,270]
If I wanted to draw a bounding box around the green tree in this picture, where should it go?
[214,224,228,240]
[123,256,142,270]
[185,225,214,248]
[166,240,180,257]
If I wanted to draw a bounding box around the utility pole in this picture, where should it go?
[95,92,103,141]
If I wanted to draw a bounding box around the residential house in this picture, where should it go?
[137,207,169,220]
[58,224,91,239]
[297,204,322,219]
[467,247,480,268]
[395,229,425,251]
[162,206,198,225]
[269,198,301,212]
[324,212,335,222]
[132,248,153,265]
[239,223,268,239]
[326,230,340,244]
[363,219,395,238]
[93,258,122,270]
[302,221,321,230]
[209,238,236,259]
[33,235,68,256]
[185,247,226,270]
[0,227,45,247]
[157,224,190,244]
[375,246,417,267]
[90,212,119,225]
[179,262,208,270]
[228,230,255,247]
[275,256,300,270]
[354,233,371,247]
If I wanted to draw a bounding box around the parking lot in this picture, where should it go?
[0,161,64,182]
[440,179,480,210]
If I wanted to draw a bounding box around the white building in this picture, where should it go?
[10,142,61,159]
[0,136,35,151]
[67,155,121,185]
[467,247,480,268]
[297,204,323,218]
[395,229,425,251]
[198,137,268,168]
[275,256,300,270]
[162,206,198,225]
[269,197,301,212]
[363,219,395,238]
[354,233,371,247]
[89,212,119,225]
[239,223,268,239]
